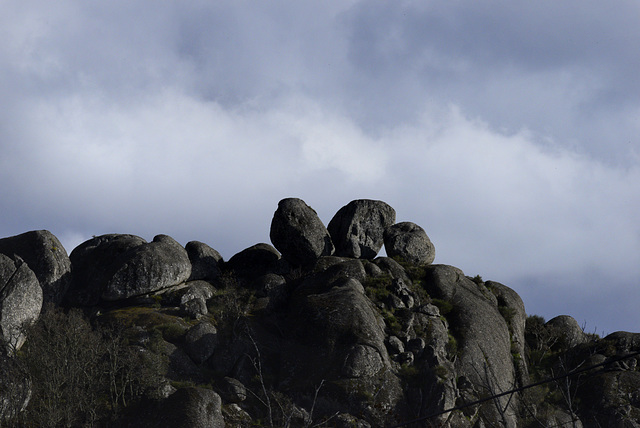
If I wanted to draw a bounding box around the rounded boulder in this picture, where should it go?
[328,199,396,259]
[384,222,435,265]
[270,198,334,266]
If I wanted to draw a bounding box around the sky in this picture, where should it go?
[1,0,639,335]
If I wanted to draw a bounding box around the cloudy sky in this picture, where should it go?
[2,1,639,335]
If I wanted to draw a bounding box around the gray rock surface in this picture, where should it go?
[69,234,191,303]
[486,280,529,384]
[293,278,389,379]
[546,315,587,349]
[184,321,218,364]
[67,234,148,305]
[0,230,72,304]
[424,264,518,427]
[270,198,334,266]
[158,387,224,428]
[0,254,43,353]
[186,241,222,281]
[328,200,395,259]
[383,222,435,265]
[103,235,192,301]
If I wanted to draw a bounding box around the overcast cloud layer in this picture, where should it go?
[1,1,639,335]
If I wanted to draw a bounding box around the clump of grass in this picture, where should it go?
[432,298,453,316]
[381,309,402,336]
[363,275,393,301]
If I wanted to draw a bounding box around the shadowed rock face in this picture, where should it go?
[328,199,395,259]
[270,197,334,266]
[186,240,222,282]
[0,230,72,305]
[0,254,43,353]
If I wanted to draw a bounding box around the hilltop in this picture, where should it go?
[1,198,639,427]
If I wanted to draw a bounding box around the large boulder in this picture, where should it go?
[147,387,224,428]
[383,222,435,265]
[67,234,191,304]
[186,241,222,282]
[546,315,587,349]
[0,230,72,304]
[290,278,389,379]
[0,254,43,353]
[226,243,284,282]
[270,198,334,266]
[423,264,518,427]
[328,200,395,259]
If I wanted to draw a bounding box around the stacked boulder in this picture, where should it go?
[270,197,436,267]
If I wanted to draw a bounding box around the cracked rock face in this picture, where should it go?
[270,198,334,266]
[0,254,43,353]
[0,230,72,305]
[68,234,191,304]
[328,199,395,259]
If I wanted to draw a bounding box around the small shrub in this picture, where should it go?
[154,322,187,343]
[433,365,449,380]
[363,275,392,301]
[499,306,516,325]
[398,364,422,387]
[446,333,458,357]
[432,298,453,316]
[381,309,402,336]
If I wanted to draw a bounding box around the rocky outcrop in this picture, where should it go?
[270,197,334,266]
[0,254,43,353]
[68,234,191,304]
[424,265,518,427]
[0,230,71,304]
[3,198,640,427]
[384,221,436,265]
[328,199,395,259]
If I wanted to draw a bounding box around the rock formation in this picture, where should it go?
[328,199,395,259]
[1,198,639,427]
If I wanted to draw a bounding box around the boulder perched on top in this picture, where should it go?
[0,254,43,353]
[0,230,72,304]
[67,234,191,305]
[270,198,334,266]
[546,315,587,349]
[383,222,435,265]
[328,200,395,259]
